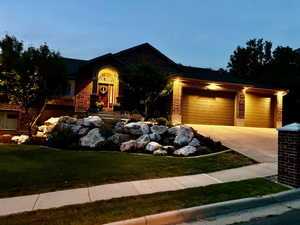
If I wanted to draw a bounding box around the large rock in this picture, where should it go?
[80,128,105,148]
[83,116,103,127]
[150,125,168,135]
[173,126,194,146]
[78,127,89,136]
[174,146,197,156]
[120,140,137,152]
[114,121,126,133]
[59,116,77,124]
[136,134,151,149]
[108,133,132,145]
[188,138,201,147]
[153,149,168,156]
[44,117,60,126]
[124,122,150,136]
[162,145,175,153]
[145,141,162,152]
[70,125,82,134]
[11,135,29,144]
[149,133,161,142]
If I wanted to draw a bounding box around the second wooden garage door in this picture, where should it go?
[245,93,274,128]
[182,89,235,125]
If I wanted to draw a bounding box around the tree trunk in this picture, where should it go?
[30,100,47,131]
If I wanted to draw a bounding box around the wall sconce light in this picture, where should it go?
[276,91,287,97]
[207,83,220,90]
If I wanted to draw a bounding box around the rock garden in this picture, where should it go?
[11,115,228,157]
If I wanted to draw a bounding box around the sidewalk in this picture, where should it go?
[0,162,277,217]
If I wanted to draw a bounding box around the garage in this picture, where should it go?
[245,93,274,128]
[182,89,235,125]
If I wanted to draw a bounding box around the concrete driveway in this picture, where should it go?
[189,125,278,163]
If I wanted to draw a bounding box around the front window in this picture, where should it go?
[0,111,17,130]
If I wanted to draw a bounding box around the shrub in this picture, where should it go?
[155,117,169,126]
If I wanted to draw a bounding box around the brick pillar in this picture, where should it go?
[274,93,283,128]
[171,78,182,125]
[277,123,300,187]
[235,90,245,126]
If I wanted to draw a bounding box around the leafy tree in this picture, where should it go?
[0,35,66,137]
[228,38,272,81]
[121,64,170,117]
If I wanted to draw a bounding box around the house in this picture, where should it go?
[0,43,287,134]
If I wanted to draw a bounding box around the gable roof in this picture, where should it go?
[62,43,282,90]
[62,57,87,79]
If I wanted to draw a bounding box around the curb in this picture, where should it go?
[104,188,300,225]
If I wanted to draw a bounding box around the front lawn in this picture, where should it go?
[0,144,255,198]
[0,178,288,225]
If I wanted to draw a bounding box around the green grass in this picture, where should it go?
[0,178,288,225]
[0,144,255,198]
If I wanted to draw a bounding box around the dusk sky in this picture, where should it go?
[1,0,299,69]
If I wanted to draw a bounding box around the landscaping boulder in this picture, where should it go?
[136,134,151,149]
[11,135,29,144]
[44,117,60,126]
[59,116,77,124]
[173,126,194,146]
[145,141,162,152]
[124,122,150,136]
[167,126,180,136]
[114,121,126,133]
[153,149,168,156]
[150,125,168,135]
[108,133,132,145]
[120,140,137,152]
[188,138,201,147]
[78,127,89,137]
[174,146,197,156]
[80,128,105,148]
[149,133,161,142]
[162,145,175,153]
[83,116,103,127]
[70,125,82,134]
[75,118,84,126]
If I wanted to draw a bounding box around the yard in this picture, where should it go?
[0,144,255,198]
[0,178,288,225]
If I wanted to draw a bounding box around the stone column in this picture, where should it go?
[235,90,245,126]
[171,78,182,125]
[277,123,300,187]
[274,93,283,128]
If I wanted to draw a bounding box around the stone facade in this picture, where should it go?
[171,78,182,125]
[278,124,300,187]
[235,91,245,126]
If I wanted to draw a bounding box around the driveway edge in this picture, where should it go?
[104,188,300,225]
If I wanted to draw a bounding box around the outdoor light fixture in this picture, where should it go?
[276,91,287,97]
[206,83,220,90]
[242,87,250,93]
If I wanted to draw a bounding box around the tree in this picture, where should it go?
[227,38,300,87]
[0,35,66,137]
[228,38,272,81]
[122,64,170,117]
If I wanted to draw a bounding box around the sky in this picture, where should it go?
[1,0,299,69]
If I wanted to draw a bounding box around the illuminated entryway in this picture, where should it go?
[97,67,119,110]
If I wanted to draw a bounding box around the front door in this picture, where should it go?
[98,84,110,108]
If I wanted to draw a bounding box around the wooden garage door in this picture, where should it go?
[245,93,274,128]
[182,89,235,125]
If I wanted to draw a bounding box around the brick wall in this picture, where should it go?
[75,79,93,112]
[278,130,300,187]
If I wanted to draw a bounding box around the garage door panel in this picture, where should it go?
[182,90,235,125]
[245,93,274,128]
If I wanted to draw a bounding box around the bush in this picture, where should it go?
[148,117,169,126]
